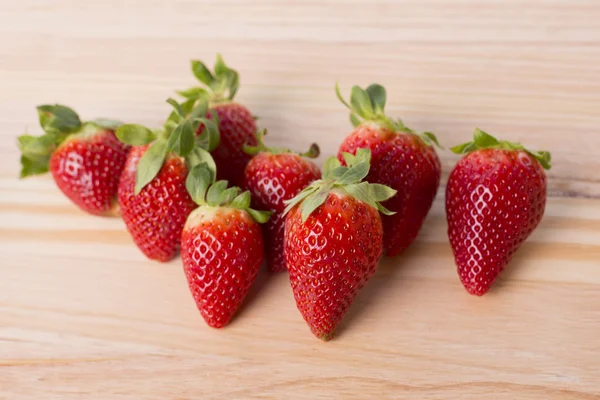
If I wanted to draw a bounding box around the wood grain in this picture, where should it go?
[1,1,600,399]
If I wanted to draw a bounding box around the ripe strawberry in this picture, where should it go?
[336,84,442,256]
[243,130,321,272]
[181,163,271,328]
[18,105,129,216]
[283,149,396,340]
[116,99,220,262]
[178,54,257,187]
[446,129,551,296]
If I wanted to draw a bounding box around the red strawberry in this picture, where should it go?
[18,105,129,216]
[446,129,551,296]
[283,149,396,340]
[181,164,271,328]
[336,84,442,256]
[178,54,257,187]
[116,99,220,261]
[243,130,321,272]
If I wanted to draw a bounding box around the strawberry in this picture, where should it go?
[177,54,257,187]
[446,129,551,296]
[336,84,442,256]
[283,149,396,340]
[181,163,271,328]
[243,130,321,272]
[116,99,220,262]
[18,105,129,216]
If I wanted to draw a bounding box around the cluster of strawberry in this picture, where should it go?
[18,55,551,341]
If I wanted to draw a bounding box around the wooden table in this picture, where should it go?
[1,1,600,399]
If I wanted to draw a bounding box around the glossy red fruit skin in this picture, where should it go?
[181,207,264,328]
[338,124,441,256]
[284,192,383,340]
[118,145,196,262]
[446,149,547,296]
[199,103,257,187]
[49,129,130,216]
[243,153,321,272]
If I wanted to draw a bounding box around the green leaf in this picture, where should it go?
[528,150,552,170]
[167,119,195,157]
[343,182,374,207]
[20,154,50,178]
[91,118,123,130]
[116,124,156,146]
[350,86,375,120]
[335,82,352,110]
[195,118,220,151]
[247,208,272,224]
[354,148,372,165]
[214,53,229,77]
[188,99,208,121]
[37,104,81,136]
[300,183,332,222]
[206,180,228,206]
[451,142,476,154]
[350,113,362,127]
[365,84,386,113]
[18,133,56,178]
[191,60,215,86]
[421,131,443,149]
[369,183,397,201]
[376,202,396,215]
[166,98,186,118]
[322,156,341,179]
[185,162,214,205]
[177,87,209,100]
[283,186,318,216]
[342,152,356,166]
[230,190,251,209]
[337,160,369,185]
[186,147,217,176]
[134,138,167,195]
[219,187,240,205]
[474,128,499,148]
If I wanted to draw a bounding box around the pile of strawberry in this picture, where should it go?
[18,56,552,341]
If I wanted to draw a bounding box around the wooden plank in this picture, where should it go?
[1,1,600,398]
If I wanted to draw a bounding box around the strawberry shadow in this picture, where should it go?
[332,243,421,340]
[488,241,536,293]
[228,263,273,326]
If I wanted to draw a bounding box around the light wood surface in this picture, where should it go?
[1,1,600,399]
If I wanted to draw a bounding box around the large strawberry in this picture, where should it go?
[446,129,551,296]
[177,54,257,187]
[116,99,220,262]
[243,130,321,272]
[18,105,129,216]
[283,149,396,341]
[181,163,271,328]
[336,84,442,256]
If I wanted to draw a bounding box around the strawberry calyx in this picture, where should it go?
[335,83,442,149]
[451,128,552,170]
[177,54,239,105]
[243,129,320,158]
[18,104,123,178]
[283,148,397,222]
[185,162,272,224]
[116,98,220,194]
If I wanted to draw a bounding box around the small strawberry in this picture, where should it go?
[336,84,442,256]
[446,129,551,296]
[116,99,220,262]
[18,105,129,216]
[181,163,271,328]
[177,54,257,187]
[243,130,321,272]
[283,149,396,340]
